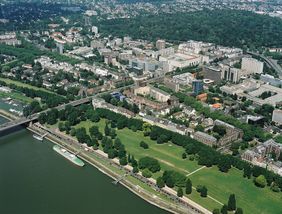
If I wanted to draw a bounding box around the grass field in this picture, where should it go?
[68,119,282,213]
[190,167,282,214]
[0,91,33,103]
[0,77,54,94]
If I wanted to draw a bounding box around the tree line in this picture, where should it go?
[99,9,282,49]
[38,105,282,194]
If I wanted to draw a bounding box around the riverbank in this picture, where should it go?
[28,123,210,214]
[0,109,19,121]
[0,107,209,214]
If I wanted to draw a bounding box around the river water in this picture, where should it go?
[0,101,168,214]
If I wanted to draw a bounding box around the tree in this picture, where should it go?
[38,113,47,124]
[182,153,187,159]
[119,156,128,166]
[139,157,161,173]
[235,208,243,214]
[213,125,226,137]
[254,175,267,188]
[114,138,122,150]
[157,134,168,144]
[58,122,65,132]
[227,194,236,211]
[109,129,116,139]
[108,149,117,159]
[156,176,165,188]
[221,204,228,214]
[89,126,100,137]
[213,209,220,214]
[133,166,139,173]
[104,124,110,136]
[177,187,183,197]
[185,179,192,194]
[140,141,149,149]
[243,165,252,179]
[200,186,207,197]
[142,168,152,178]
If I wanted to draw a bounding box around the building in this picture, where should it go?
[203,66,222,83]
[247,115,265,127]
[111,92,126,101]
[241,57,264,75]
[164,77,180,92]
[192,80,204,95]
[214,119,243,146]
[178,40,215,54]
[92,98,134,118]
[56,41,64,54]
[91,40,105,49]
[0,33,21,46]
[242,139,282,166]
[156,40,166,50]
[260,74,282,87]
[128,58,159,72]
[172,72,195,85]
[193,131,217,146]
[221,65,241,83]
[92,26,98,34]
[159,53,202,72]
[220,78,260,95]
[272,109,282,125]
[133,85,171,103]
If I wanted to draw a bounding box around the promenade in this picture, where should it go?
[28,122,211,214]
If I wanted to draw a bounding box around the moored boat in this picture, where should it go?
[53,145,85,167]
[33,134,43,141]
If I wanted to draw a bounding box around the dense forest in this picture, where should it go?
[99,9,282,48]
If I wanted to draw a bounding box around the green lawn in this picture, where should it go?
[189,166,282,214]
[0,91,33,103]
[0,77,54,94]
[64,119,282,213]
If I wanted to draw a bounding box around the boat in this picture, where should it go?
[33,134,43,141]
[9,108,23,116]
[53,145,85,167]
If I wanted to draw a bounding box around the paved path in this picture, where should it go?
[186,166,206,177]
[187,166,224,206]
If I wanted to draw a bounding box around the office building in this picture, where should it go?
[192,80,204,95]
[272,109,282,125]
[241,57,264,74]
[203,66,222,83]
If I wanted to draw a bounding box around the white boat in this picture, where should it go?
[53,145,85,167]
[33,134,43,141]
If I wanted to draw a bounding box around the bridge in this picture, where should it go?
[0,96,92,134]
[247,51,282,78]
[0,75,161,135]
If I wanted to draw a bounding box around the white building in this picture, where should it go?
[220,64,242,83]
[272,109,282,125]
[92,26,98,34]
[172,72,195,85]
[159,53,202,72]
[241,57,264,75]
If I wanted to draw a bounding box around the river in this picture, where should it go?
[0,100,168,214]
